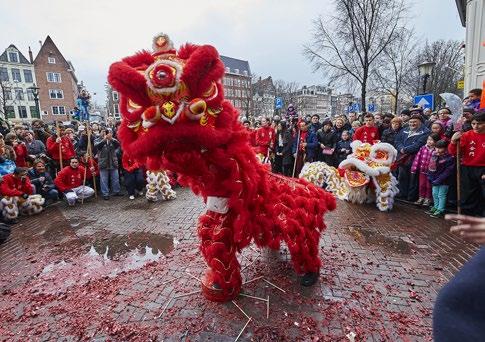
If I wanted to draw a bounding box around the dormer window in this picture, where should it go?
[48,57,56,64]
[234,68,239,74]
[225,67,230,73]
[243,70,248,76]
[8,51,19,63]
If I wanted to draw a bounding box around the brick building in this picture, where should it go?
[33,36,79,122]
[220,55,252,119]
[105,83,120,121]
[293,85,333,119]
[0,44,39,122]
[252,76,276,119]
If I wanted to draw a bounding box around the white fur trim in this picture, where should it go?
[369,142,398,166]
[339,158,389,176]
[144,59,182,95]
[152,33,174,52]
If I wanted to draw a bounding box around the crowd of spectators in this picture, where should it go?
[245,88,484,218]
[0,117,149,224]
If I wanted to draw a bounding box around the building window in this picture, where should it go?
[11,68,21,82]
[47,72,61,83]
[23,69,33,83]
[14,88,24,100]
[5,106,15,119]
[8,52,19,63]
[4,88,12,100]
[0,67,8,81]
[49,89,64,99]
[52,106,66,115]
[234,69,239,74]
[112,91,119,101]
[113,104,119,114]
[18,106,27,119]
[243,70,248,76]
[26,88,35,101]
[48,57,56,64]
[30,106,40,119]
[225,67,230,73]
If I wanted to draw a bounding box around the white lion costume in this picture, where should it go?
[145,170,176,202]
[300,141,399,211]
[0,194,44,220]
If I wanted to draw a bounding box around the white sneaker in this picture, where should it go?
[138,191,144,196]
[129,195,135,200]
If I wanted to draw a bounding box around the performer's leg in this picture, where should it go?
[157,170,176,200]
[198,212,241,302]
[1,197,19,221]
[145,170,159,202]
[281,213,321,286]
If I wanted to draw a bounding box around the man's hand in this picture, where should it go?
[56,137,61,143]
[39,176,45,183]
[451,132,462,143]
[400,148,405,154]
[446,214,485,245]
[90,166,96,174]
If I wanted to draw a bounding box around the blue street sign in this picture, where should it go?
[414,94,434,110]
[275,97,283,109]
[367,103,376,112]
[347,103,361,112]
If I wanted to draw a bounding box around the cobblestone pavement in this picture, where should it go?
[0,187,478,341]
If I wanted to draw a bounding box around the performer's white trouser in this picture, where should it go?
[65,186,95,205]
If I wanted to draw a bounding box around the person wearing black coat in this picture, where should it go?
[272,122,286,174]
[281,124,295,177]
[317,120,338,167]
[381,117,403,147]
[434,214,485,342]
[335,131,352,166]
[28,159,58,204]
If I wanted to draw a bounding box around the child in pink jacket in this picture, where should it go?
[411,133,441,206]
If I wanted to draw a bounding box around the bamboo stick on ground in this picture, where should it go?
[263,279,286,293]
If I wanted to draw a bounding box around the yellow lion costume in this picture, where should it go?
[300,140,399,211]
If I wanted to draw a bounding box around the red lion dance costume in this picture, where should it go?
[108,34,336,302]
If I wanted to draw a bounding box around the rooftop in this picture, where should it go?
[220,55,251,76]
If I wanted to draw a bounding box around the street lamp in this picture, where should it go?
[28,83,40,119]
[418,61,436,94]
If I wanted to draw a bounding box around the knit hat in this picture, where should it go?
[409,114,424,123]
[400,109,410,116]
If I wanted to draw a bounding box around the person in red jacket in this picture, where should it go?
[449,112,485,216]
[4,133,28,167]
[353,113,380,144]
[54,157,95,206]
[254,117,274,161]
[0,167,44,222]
[46,124,76,172]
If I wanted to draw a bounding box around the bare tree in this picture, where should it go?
[274,79,300,110]
[303,0,407,110]
[417,40,464,107]
[371,28,418,114]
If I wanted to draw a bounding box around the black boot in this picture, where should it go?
[300,272,319,287]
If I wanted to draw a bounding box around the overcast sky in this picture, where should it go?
[0,0,464,104]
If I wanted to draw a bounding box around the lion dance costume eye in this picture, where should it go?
[108,33,336,302]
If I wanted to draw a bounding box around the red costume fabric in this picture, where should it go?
[448,130,485,167]
[14,143,28,167]
[0,174,33,197]
[122,154,141,173]
[46,136,76,162]
[353,126,380,144]
[108,34,336,302]
[254,126,274,156]
[54,166,89,192]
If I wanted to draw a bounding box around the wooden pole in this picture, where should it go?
[87,126,98,198]
[292,125,301,178]
[55,121,63,170]
[81,159,88,204]
[456,143,461,215]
